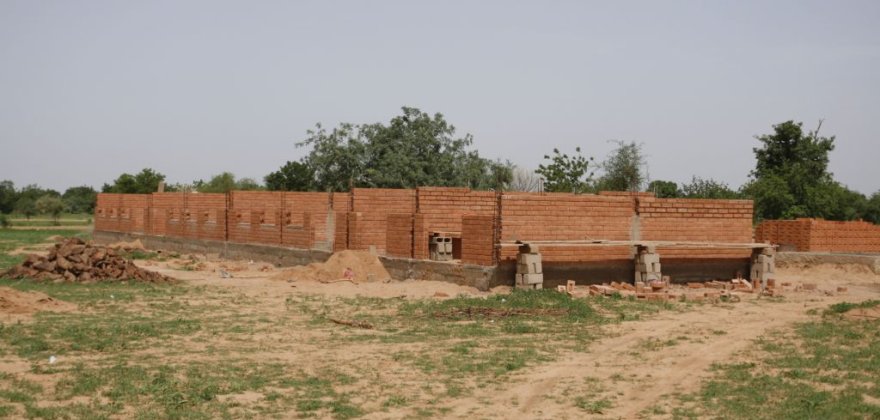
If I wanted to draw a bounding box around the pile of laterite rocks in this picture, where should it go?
[2,238,173,283]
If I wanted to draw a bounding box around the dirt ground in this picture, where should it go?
[127,253,880,418]
[2,246,879,418]
[0,287,78,323]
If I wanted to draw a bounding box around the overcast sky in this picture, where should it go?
[1,1,878,194]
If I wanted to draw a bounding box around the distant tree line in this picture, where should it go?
[4,109,878,225]
[0,181,96,222]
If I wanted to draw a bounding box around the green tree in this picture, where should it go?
[62,186,97,213]
[535,147,594,193]
[865,191,880,224]
[0,180,16,214]
[195,172,262,193]
[746,120,838,220]
[15,197,37,220]
[288,107,506,191]
[103,168,167,194]
[595,140,647,192]
[680,176,740,199]
[647,180,679,198]
[265,160,316,191]
[35,195,65,222]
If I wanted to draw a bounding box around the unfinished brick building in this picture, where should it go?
[95,188,760,288]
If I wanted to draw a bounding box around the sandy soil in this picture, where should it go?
[5,244,876,418]
[134,254,880,418]
[0,286,78,323]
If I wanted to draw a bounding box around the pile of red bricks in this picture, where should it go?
[95,187,758,267]
[757,218,880,253]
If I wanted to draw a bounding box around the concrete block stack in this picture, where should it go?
[635,246,662,283]
[429,234,453,261]
[515,243,543,289]
[750,247,776,289]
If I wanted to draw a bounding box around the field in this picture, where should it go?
[1,229,879,419]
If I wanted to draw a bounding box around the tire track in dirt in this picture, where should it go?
[446,291,867,419]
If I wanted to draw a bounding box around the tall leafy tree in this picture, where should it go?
[743,120,865,221]
[103,168,167,194]
[647,180,679,198]
[284,107,506,191]
[0,180,16,214]
[680,176,740,199]
[595,140,647,192]
[35,195,65,222]
[15,197,37,220]
[265,160,316,191]
[62,186,98,213]
[535,147,594,193]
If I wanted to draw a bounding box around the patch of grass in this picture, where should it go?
[672,301,880,419]
[1,311,201,358]
[575,396,612,414]
[825,299,880,315]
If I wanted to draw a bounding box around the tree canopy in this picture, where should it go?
[102,168,168,194]
[195,172,262,193]
[744,120,867,221]
[267,107,511,192]
[535,147,594,193]
[62,186,98,213]
[595,140,647,192]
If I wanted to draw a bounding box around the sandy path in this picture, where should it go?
[446,273,880,419]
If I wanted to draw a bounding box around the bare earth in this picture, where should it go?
[2,247,878,418]
[129,254,880,418]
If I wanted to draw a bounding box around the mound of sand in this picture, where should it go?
[271,250,391,283]
[0,287,76,319]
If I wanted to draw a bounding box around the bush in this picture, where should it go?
[0,213,10,229]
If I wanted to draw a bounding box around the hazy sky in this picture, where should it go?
[1,1,878,194]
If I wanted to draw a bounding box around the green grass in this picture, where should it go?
[4,213,92,227]
[671,301,880,419]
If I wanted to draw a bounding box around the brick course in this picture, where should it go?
[757,218,880,253]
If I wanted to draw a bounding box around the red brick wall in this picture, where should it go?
[185,194,227,241]
[95,194,123,232]
[757,218,880,253]
[334,212,349,252]
[386,213,414,258]
[638,197,754,259]
[148,193,184,237]
[461,214,495,266]
[281,192,331,248]
[349,188,416,253]
[498,193,635,262]
[119,194,150,234]
[412,187,496,259]
[228,191,283,245]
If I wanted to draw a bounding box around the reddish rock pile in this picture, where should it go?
[2,238,173,283]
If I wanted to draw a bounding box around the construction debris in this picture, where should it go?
[2,238,173,283]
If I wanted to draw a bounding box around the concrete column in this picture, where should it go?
[750,247,776,291]
[515,243,543,289]
[634,245,662,284]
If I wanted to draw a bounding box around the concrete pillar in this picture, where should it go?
[515,243,543,289]
[750,247,776,291]
[634,245,662,284]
